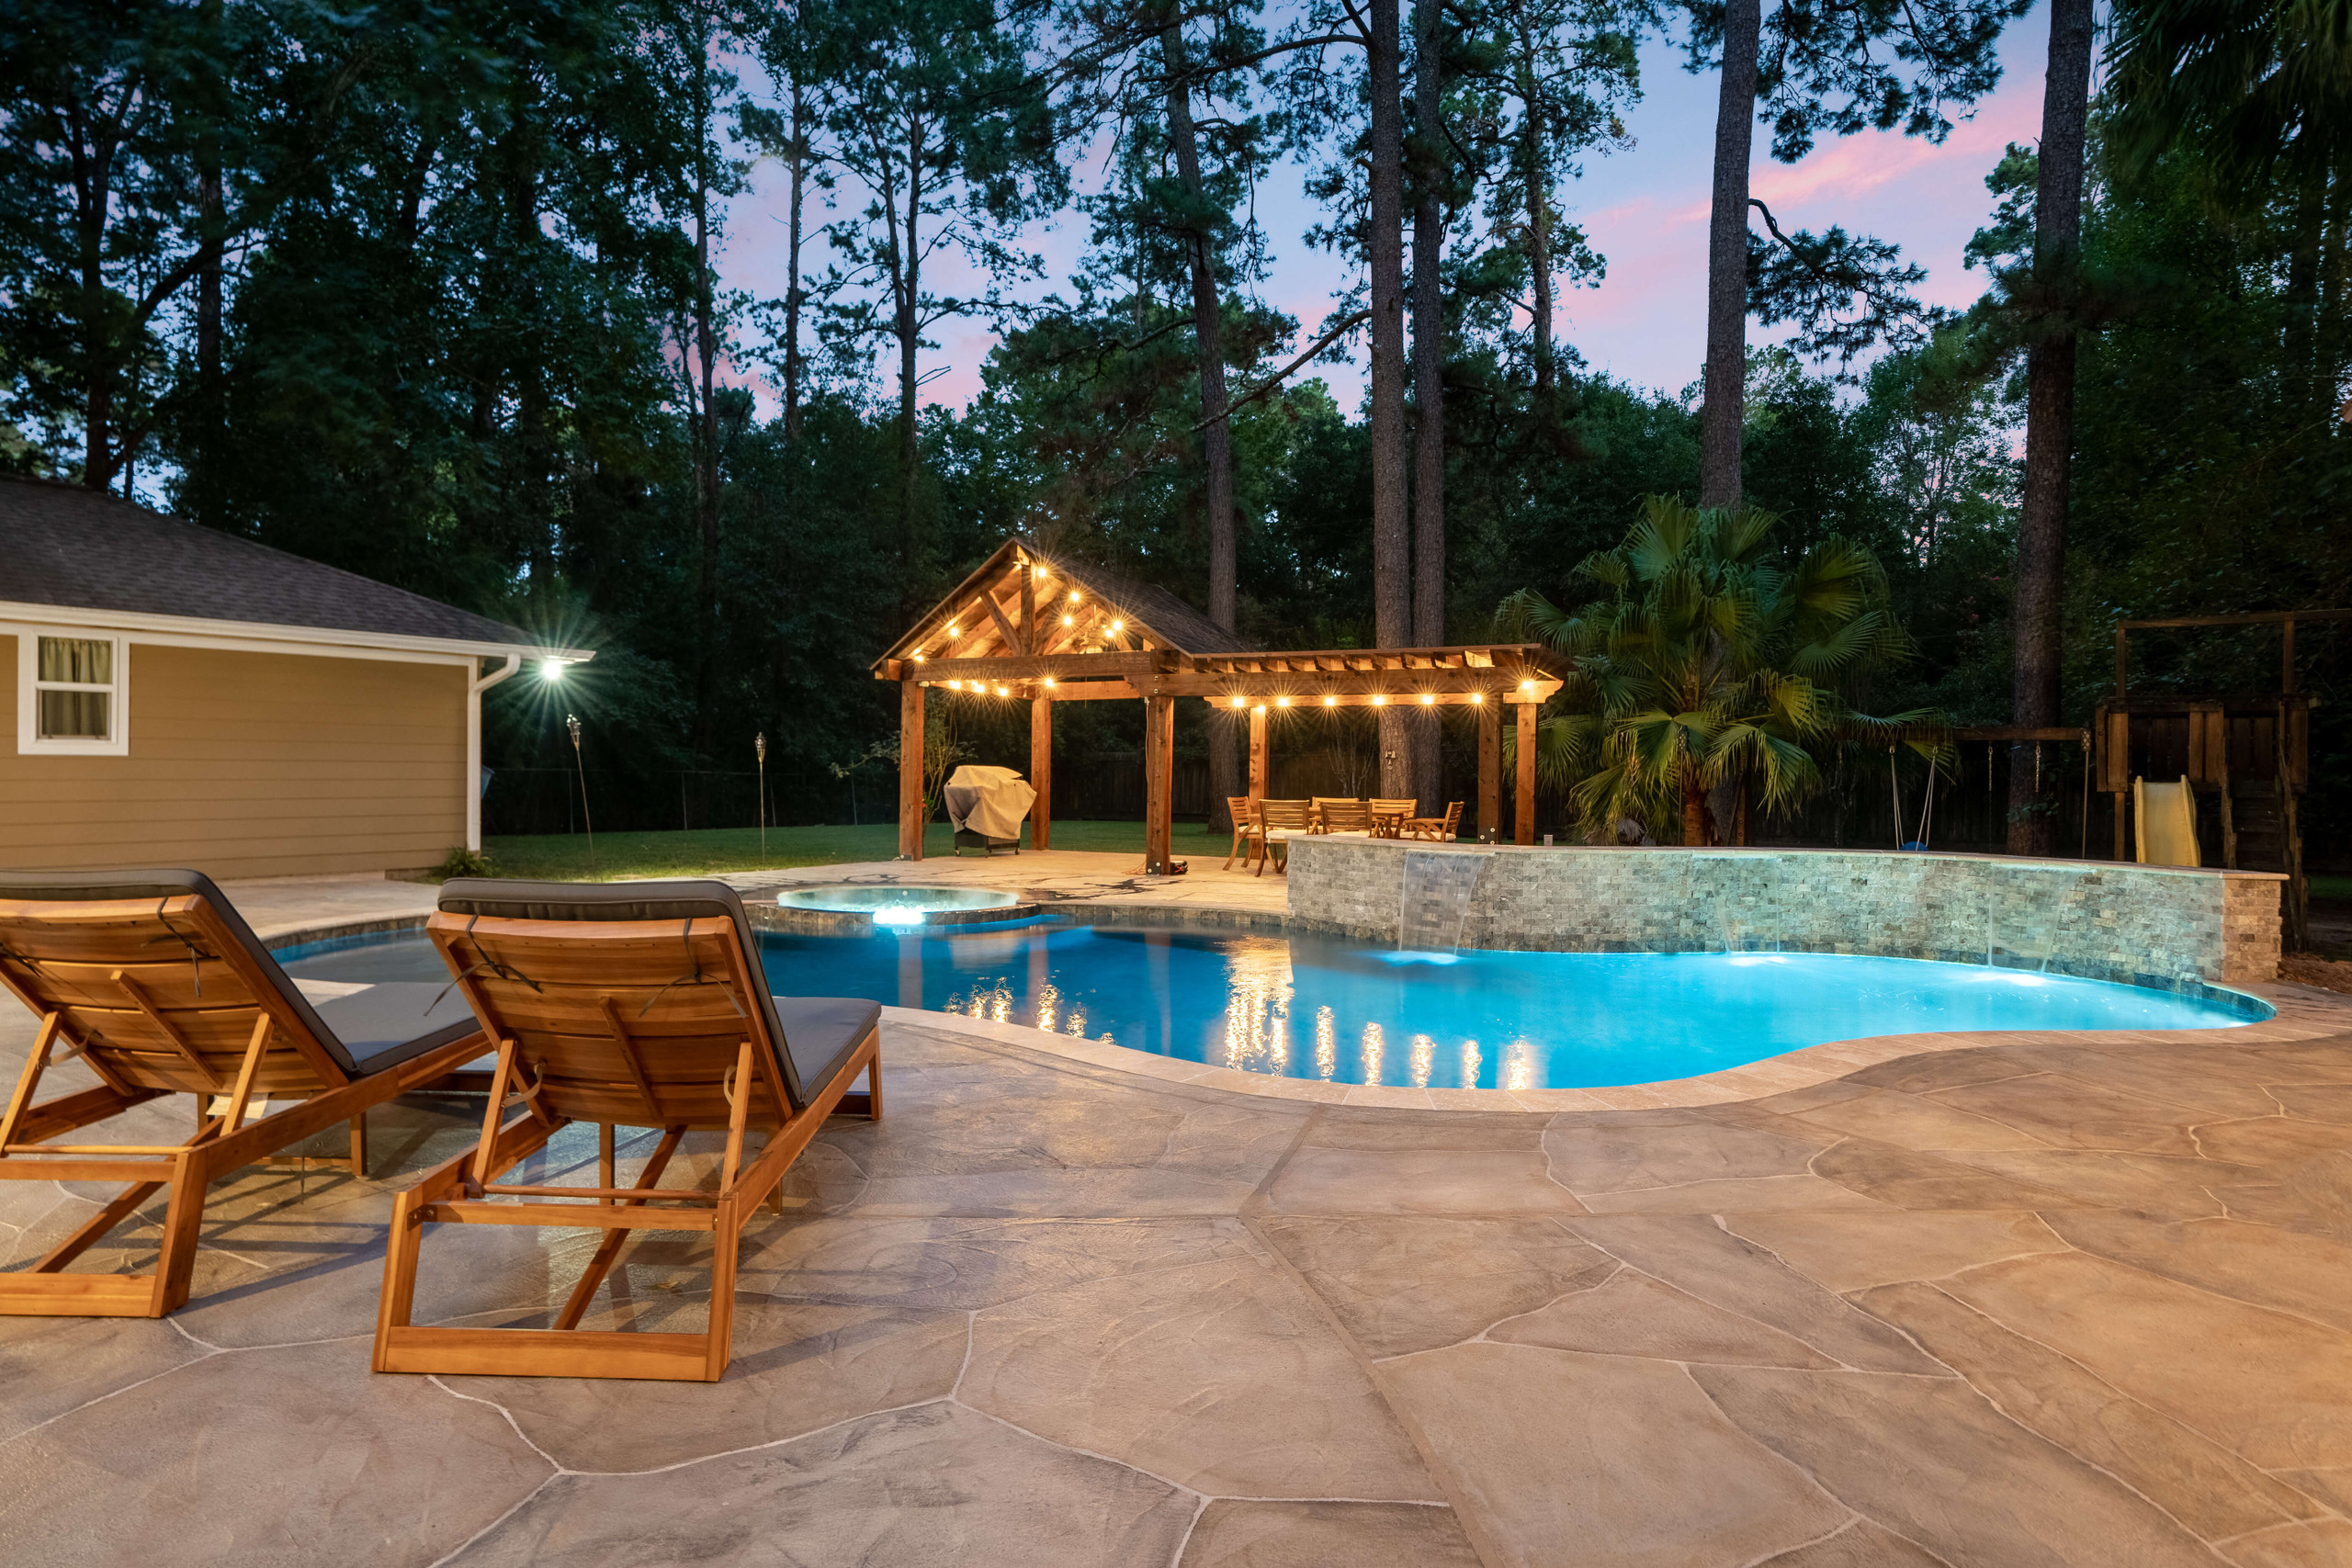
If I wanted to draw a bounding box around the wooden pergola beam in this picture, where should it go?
[1151,673,1561,702]
[889,651,1163,683]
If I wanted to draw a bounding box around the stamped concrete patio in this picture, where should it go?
[9,870,2352,1565]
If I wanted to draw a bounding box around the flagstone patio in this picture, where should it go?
[7,968,2352,1565]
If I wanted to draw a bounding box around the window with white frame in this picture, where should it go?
[15,628,130,754]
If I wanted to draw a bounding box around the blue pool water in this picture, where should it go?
[280,920,2264,1091]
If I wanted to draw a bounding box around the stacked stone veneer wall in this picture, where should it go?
[1286,840,2283,990]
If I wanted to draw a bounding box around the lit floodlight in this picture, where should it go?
[540,658,568,682]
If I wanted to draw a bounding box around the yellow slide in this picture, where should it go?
[2134,775,2201,866]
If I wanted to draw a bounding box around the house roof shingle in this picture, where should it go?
[0,477,544,650]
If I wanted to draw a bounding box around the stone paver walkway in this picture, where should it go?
[8,978,2352,1565]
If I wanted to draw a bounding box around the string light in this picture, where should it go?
[1067,590,1080,604]
[911,653,926,663]
[1471,692,1483,705]
[1419,693,1435,705]
[1230,696,1247,709]
[1110,619,1124,633]
[1372,694,1387,706]
[1519,679,1536,693]
[947,624,960,637]
[947,680,964,691]
[994,683,1010,696]
[1062,614,1075,626]
[1276,695,1290,707]
[1043,677,1057,688]
[1323,694,1338,707]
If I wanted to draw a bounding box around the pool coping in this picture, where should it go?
[267,907,2352,1113]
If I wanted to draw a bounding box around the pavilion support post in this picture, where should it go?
[1030,695,1052,851]
[899,681,925,861]
[1477,698,1501,843]
[1248,705,1269,799]
[1515,701,1536,845]
[1144,694,1175,873]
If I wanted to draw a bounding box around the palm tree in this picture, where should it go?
[1497,496,1939,845]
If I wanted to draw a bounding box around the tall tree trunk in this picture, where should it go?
[784,79,808,444]
[1699,0,1760,509]
[2320,168,2349,414]
[191,0,224,526]
[79,148,113,487]
[898,120,924,607]
[1368,0,1412,796]
[1518,18,1554,398]
[692,29,723,760]
[2006,0,2093,855]
[1159,16,1243,833]
[1408,0,1447,811]
[2284,164,2325,411]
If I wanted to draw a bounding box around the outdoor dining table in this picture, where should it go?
[1369,807,1409,839]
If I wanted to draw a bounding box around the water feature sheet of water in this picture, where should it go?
[282,923,2265,1092]
[1397,849,1489,953]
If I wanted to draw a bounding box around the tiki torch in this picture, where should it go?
[567,712,596,869]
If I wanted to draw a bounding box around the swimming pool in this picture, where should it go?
[279,920,2265,1091]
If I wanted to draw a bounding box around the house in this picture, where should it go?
[0,477,588,878]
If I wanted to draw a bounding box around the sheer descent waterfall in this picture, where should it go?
[1398,850,1491,953]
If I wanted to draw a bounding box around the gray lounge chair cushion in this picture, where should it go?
[0,867,475,1075]
[436,878,876,1111]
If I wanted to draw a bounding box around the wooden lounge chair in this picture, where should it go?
[1257,799,1313,874]
[0,869,487,1319]
[1405,802,1464,841]
[1221,795,1261,871]
[372,878,882,1383]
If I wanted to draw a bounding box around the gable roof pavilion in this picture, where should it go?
[875,536,1569,866]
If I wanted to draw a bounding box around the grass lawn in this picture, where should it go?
[2312,874,2352,904]
[476,818,1223,882]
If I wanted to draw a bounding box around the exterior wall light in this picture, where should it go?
[540,659,568,681]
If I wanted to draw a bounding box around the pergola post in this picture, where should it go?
[1144,694,1175,873]
[1515,701,1536,845]
[898,681,925,861]
[1477,698,1501,841]
[1248,705,1269,799]
[1030,694,1053,851]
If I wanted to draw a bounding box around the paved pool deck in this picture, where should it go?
[6,866,2352,1564]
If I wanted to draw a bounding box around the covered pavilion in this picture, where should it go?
[872,537,1570,870]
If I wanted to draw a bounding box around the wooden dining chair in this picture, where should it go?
[1313,797,1374,836]
[0,869,487,1319]
[372,877,881,1383]
[1221,796,1262,871]
[1369,798,1419,839]
[1257,800,1314,874]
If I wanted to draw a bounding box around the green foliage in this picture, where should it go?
[434,845,495,880]
[1496,496,1937,842]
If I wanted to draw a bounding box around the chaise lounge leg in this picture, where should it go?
[148,1151,209,1316]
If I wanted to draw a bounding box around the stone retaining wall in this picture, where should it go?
[1286,839,2283,990]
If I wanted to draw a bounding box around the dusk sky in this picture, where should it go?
[718,2,2064,413]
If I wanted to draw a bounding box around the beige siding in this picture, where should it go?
[0,636,468,878]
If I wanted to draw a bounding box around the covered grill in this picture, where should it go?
[942,764,1035,854]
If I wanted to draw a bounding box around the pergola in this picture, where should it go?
[872,538,1571,870]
